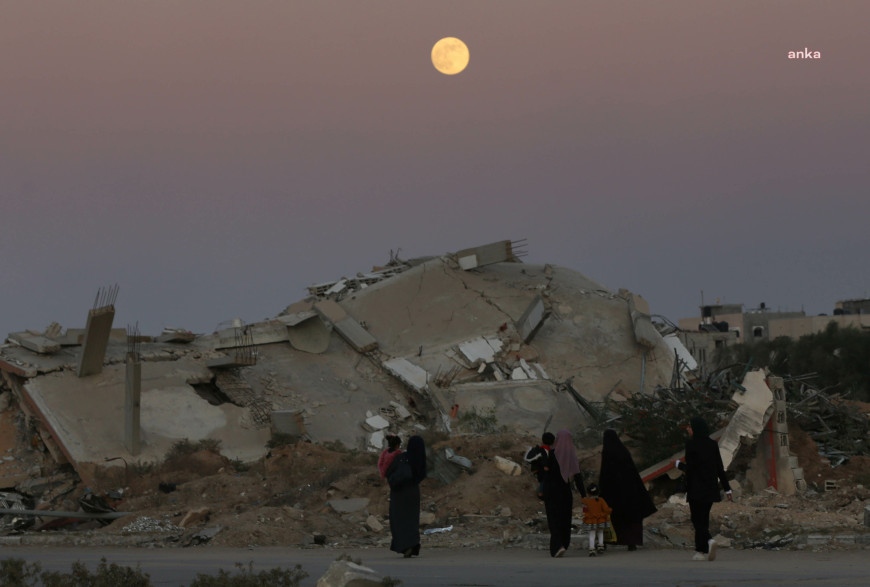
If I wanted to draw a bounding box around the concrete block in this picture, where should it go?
[333,317,378,353]
[383,357,429,391]
[365,515,383,533]
[510,367,527,380]
[516,295,547,343]
[454,240,512,269]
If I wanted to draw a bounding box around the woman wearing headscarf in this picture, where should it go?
[541,429,586,557]
[675,417,732,561]
[597,429,657,551]
[387,435,427,558]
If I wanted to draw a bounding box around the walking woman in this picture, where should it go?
[387,435,427,557]
[675,417,732,561]
[542,429,586,557]
[598,429,657,551]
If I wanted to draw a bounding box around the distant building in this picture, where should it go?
[679,299,870,345]
[678,303,804,343]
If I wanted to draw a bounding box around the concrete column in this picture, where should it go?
[125,352,141,456]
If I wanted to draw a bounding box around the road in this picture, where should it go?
[2,545,869,586]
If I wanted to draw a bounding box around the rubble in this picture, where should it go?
[0,241,868,554]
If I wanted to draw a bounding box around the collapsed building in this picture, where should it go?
[0,240,679,491]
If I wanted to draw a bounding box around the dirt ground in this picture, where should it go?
[2,378,869,554]
[0,427,859,553]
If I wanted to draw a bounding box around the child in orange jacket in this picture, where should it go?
[581,483,612,556]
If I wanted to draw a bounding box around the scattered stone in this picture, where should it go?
[365,515,383,533]
[315,559,383,587]
[179,507,210,527]
[327,498,369,514]
[494,456,522,476]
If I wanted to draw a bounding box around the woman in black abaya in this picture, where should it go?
[598,429,657,550]
[388,435,427,557]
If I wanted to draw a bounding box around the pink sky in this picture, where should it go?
[2,1,868,335]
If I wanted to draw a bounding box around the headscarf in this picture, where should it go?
[598,428,656,520]
[554,429,580,483]
[690,417,711,438]
[406,435,427,483]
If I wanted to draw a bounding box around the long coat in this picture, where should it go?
[678,435,731,502]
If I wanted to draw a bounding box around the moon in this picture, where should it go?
[431,37,469,75]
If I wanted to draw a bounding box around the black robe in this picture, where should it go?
[388,436,427,556]
[541,451,574,556]
[598,430,657,546]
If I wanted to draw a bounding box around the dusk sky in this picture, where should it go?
[2,1,868,336]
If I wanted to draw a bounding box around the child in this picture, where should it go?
[581,483,612,556]
[377,435,402,479]
[524,431,555,499]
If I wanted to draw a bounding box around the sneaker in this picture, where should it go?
[555,547,566,558]
[707,539,718,561]
[692,552,706,561]
[588,549,596,557]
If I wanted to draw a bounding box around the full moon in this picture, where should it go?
[431,37,469,75]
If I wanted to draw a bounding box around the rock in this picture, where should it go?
[494,456,522,476]
[365,515,383,533]
[315,560,383,587]
[420,511,436,525]
[328,498,370,514]
[179,507,210,527]
[667,494,687,506]
[445,448,473,469]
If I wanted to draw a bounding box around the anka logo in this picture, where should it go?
[788,47,821,59]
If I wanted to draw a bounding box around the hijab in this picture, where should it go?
[407,435,427,483]
[554,429,580,483]
[690,417,711,438]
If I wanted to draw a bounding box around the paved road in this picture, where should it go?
[2,545,869,586]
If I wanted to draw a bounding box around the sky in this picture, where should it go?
[2,1,868,336]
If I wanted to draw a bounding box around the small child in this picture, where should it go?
[581,483,612,556]
[524,432,555,499]
[377,435,402,479]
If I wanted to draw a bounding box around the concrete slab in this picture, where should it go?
[458,336,502,364]
[446,380,588,438]
[382,357,429,392]
[333,317,378,353]
[215,321,288,349]
[720,370,774,470]
[314,300,347,324]
[286,315,332,354]
[7,332,60,354]
[21,358,270,471]
[516,295,547,343]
